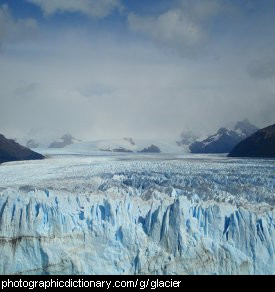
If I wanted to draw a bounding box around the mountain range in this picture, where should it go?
[11,119,274,157]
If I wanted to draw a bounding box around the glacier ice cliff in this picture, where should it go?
[0,188,274,275]
[0,155,274,275]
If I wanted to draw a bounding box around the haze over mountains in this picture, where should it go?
[10,119,272,156]
[48,134,81,149]
[19,131,81,150]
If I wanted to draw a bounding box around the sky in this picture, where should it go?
[0,0,275,140]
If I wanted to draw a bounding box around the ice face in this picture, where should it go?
[0,154,274,275]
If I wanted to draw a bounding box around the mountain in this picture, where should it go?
[0,134,44,164]
[190,128,242,153]
[49,134,81,149]
[228,124,275,158]
[190,120,259,154]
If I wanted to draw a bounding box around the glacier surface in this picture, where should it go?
[0,154,274,275]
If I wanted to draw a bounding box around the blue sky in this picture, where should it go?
[0,0,275,139]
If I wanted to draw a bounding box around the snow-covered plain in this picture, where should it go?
[0,152,274,275]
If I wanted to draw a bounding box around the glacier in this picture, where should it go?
[0,154,274,275]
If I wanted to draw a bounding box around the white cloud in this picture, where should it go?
[26,0,122,18]
[128,10,204,57]
[0,4,38,46]
[128,0,226,57]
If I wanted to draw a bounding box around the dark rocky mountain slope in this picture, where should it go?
[0,134,44,164]
[228,124,275,158]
